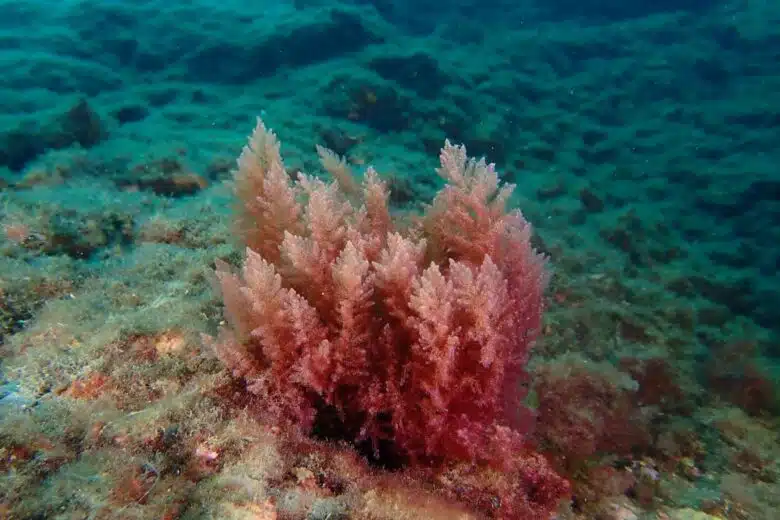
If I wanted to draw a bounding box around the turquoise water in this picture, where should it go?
[0,1,778,518]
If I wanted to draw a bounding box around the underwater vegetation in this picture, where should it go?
[211,119,566,518]
[0,0,779,519]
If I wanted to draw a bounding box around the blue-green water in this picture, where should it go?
[0,1,777,518]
